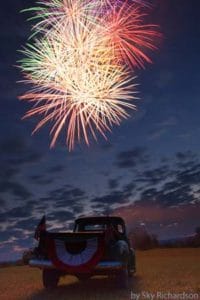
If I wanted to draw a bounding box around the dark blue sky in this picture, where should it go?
[0,0,200,261]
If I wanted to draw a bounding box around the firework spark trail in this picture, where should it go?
[102,1,161,68]
[19,0,161,150]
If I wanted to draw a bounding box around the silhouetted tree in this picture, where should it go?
[195,226,200,236]
[193,226,200,247]
[129,226,158,250]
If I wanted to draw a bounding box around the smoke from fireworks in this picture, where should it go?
[19,0,160,150]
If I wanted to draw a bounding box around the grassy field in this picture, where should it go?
[0,248,199,300]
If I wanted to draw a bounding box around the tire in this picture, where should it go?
[127,258,136,277]
[76,274,91,281]
[42,269,59,289]
[128,249,136,277]
[128,266,134,277]
[115,268,129,289]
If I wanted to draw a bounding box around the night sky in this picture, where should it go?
[1,0,200,261]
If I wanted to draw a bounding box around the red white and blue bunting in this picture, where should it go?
[48,236,105,272]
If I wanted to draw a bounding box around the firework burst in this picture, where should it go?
[102,1,161,68]
[19,0,160,150]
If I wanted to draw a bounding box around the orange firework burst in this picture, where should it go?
[19,0,161,150]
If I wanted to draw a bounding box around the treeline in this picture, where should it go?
[129,226,159,250]
[0,260,24,268]
[128,226,200,250]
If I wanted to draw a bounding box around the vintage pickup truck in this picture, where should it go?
[24,216,136,289]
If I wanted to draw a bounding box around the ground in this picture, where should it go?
[0,248,199,300]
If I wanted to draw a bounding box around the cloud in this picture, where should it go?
[29,175,54,185]
[48,210,74,223]
[47,165,65,173]
[176,151,198,169]
[71,205,84,215]
[90,203,113,216]
[0,135,43,166]
[13,218,39,232]
[177,168,200,186]
[0,231,13,243]
[108,179,119,189]
[0,166,19,180]
[0,202,34,223]
[147,128,167,141]
[98,150,200,215]
[48,186,85,203]
[123,182,136,195]
[91,190,129,207]
[176,151,196,161]
[157,116,177,127]
[0,136,26,155]
[8,152,43,166]
[0,180,32,200]
[141,165,171,185]
[0,197,5,209]
[147,116,177,142]
[115,147,149,169]
[0,228,31,243]
[135,153,200,207]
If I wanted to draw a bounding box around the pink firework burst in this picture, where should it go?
[103,1,161,69]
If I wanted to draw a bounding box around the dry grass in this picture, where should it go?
[0,248,199,300]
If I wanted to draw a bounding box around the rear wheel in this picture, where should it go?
[128,249,136,277]
[76,274,91,281]
[115,268,129,289]
[128,265,134,277]
[42,269,59,289]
